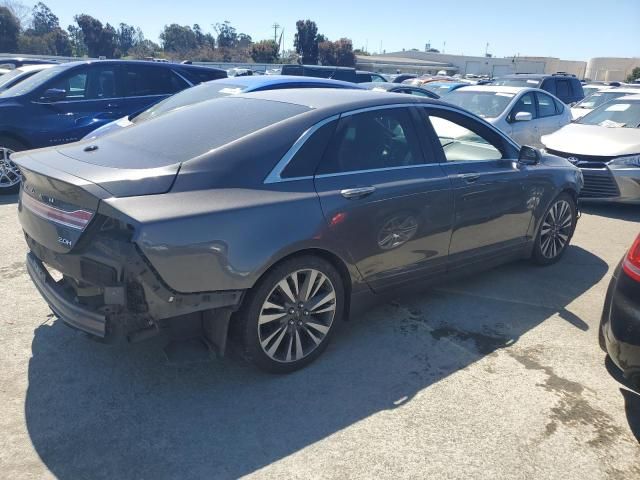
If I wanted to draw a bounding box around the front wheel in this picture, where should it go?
[237,256,345,373]
[532,193,577,265]
[0,137,26,195]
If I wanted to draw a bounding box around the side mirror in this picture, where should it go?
[514,111,533,122]
[40,88,66,102]
[519,145,541,165]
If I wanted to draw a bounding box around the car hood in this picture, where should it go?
[542,123,640,156]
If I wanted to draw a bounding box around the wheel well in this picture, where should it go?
[560,188,578,206]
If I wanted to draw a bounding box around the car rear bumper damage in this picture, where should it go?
[24,230,245,342]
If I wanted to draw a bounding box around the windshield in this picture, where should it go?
[573,91,628,110]
[0,69,26,89]
[492,78,541,88]
[444,91,514,118]
[578,100,640,128]
[0,64,67,98]
[581,86,602,97]
[133,81,247,123]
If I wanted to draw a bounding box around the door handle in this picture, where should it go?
[458,173,480,183]
[340,186,376,199]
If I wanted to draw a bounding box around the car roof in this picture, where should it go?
[16,64,55,73]
[603,88,640,93]
[215,75,360,89]
[47,59,226,72]
[455,85,530,94]
[617,94,640,101]
[234,87,443,112]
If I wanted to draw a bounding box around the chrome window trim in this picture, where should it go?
[263,114,339,184]
[263,102,520,184]
[172,69,195,87]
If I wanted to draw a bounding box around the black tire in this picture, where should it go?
[532,192,577,266]
[236,255,345,373]
[0,136,26,195]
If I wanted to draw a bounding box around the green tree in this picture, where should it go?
[215,21,237,48]
[251,39,279,63]
[31,2,58,35]
[74,14,106,57]
[294,19,319,64]
[318,38,355,67]
[626,67,640,83]
[160,23,197,52]
[116,23,136,56]
[67,24,87,56]
[0,6,20,51]
[128,38,160,59]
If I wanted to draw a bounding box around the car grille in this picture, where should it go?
[545,149,620,198]
[580,169,620,198]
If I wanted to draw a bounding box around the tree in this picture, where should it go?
[116,23,136,56]
[160,23,197,52]
[294,19,319,64]
[74,14,116,57]
[318,38,355,67]
[251,39,279,63]
[626,67,640,83]
[67,24,87,56]
[215,21,237,48]
[31,2,58,35]
[0,6,20,51]
[128,38,160,59]
[1,0,29,26]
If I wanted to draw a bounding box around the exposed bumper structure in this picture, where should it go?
[579,167,640,204]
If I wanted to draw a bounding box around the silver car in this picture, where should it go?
[444,86,572,147]
[542,94,640,204]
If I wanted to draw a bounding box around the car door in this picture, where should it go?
[418,107,534,268]
[121,64,191,116]
[508,92,539,146]
[29,64,125,146]
[535,91,564,138]
[313,106,454,291]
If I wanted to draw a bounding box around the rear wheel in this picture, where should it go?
[532,193,577,265]
[237,256,345,373]
[0,137,26,194]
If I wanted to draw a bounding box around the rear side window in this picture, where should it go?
[124,65,188,97]
[281,120,338,178]
[317,108,423,174]
[178,67,226,84]
[537,92,557,117]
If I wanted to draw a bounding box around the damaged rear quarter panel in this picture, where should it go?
[104,182,353,293]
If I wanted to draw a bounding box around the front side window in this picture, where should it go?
[317,108,423,174]
[47,66,118,100]
[124,65,188,97]
[424,109,516,162]
[537,92,557,117]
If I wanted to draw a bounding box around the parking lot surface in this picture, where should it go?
[0,193,639,480]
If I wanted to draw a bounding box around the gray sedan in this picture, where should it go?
[14,89,583,372]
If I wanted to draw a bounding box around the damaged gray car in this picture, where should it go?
[15,89,583,372]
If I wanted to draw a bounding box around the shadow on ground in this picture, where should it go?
[25,246,607,479]
[0,193,18,205]
[581,204,640,223]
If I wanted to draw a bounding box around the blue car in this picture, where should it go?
[84,75,364,140]
[0,60,226,193]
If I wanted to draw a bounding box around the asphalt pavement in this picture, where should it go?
[0,192,639,479]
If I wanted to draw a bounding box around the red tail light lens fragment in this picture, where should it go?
[623,234,640,282]
[21,192,93,231]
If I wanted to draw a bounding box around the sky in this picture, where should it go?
[38,0,640,61]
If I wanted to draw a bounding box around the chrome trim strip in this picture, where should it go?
[264,114,339,184]
[263,102,520,184]
[315,162,443,179]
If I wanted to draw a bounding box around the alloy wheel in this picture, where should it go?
[0,147,21,188]
[539,199,573,259]
[258,269,337,363]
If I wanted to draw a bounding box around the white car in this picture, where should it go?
[581,83,614,98]
[570,87,640,120]
[0,64,54,93]
[443,85,572,147]
[542,94,640,204]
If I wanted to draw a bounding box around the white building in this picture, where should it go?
[585,57,640,82]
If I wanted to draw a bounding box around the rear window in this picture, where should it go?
[79,97,311,168]
[178,67,226,84]
[133,82,248,123]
